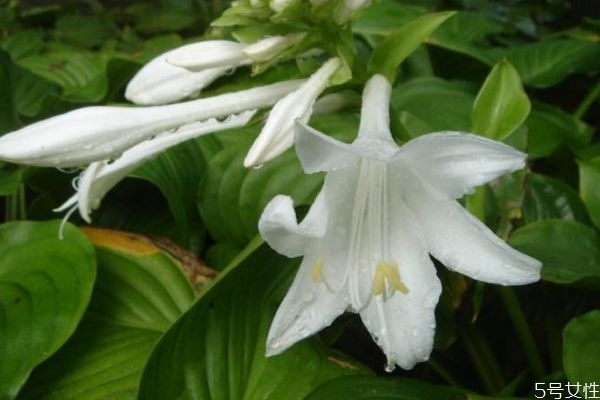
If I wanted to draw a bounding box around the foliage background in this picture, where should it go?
[1,0,600,399]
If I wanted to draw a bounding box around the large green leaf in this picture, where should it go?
[526,103,593,157]
[578,157,600,230]
[139,240,365,400]
[19,227,198,400]
[563,310,600,383]
[367,11,456,81]
[523,174,589,224]
[486,39,600,88]
[391,77,475,137]
[0,221,95,399]
[471,60,530,140]
[135,135,221,247]
[509,220,600,285]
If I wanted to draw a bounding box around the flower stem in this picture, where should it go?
[497,286,545,379]
[574,78,600,120]
[459,322,505,394]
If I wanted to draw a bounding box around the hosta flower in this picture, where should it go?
[56,111,255,224]
[244,57,340,167]
[258,74,542,370]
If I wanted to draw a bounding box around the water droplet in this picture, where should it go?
[57,166,79,174]
[224,67,236,76]
[252,163,264,170]
[303,292,314,302]
[410,328,419,337]
[83,144,93,150]
[216,115,231,123]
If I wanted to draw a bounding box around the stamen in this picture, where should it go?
[383,261,409,294]
[372,263,386,295]
[311,257,325,282]
[372,260,409,296]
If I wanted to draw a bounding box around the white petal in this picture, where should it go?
[266,251,347,356]
[242,33,305,62]
[396,132,527,199]
[359,191,441,370]
[0,80,302,167]
[407,192,541,285]
[269,0,296,12]
[126,42,251,105]
[165,40,250,70]
[294,122,397,173]
[259,191,327,258]
[244,58,340,167]
[71,111,255,222]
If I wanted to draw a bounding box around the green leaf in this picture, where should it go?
[579,157,600,229]
[304,375,516,400]
[0,30,44,60]
[563,310,600,383]
[509,220,600,285]
[486,39,600,88]
[352,1,427,45]
[526,103,593,158]
[0,221,95,399]
[135,135,221,247]
[391,77,475,135]
[19,227,198,400]
[139,241,365,400]
[471,60,531,140]
[368,11,456,82]
[17,51,107,102]
[523,173,589,224]
[0,165,25,196]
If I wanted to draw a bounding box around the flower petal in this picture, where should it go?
[396,132,527,199]
[69,111,255,222]
[407,192,541,285]
[244,58,341,167]
[125,43,251,105]
[294,122,359,173]
[242,34,305,62]
[359,196,441,370]
[266,251,347,356]
[165,40,249,70]
[259,192,327,258]
[0,80,302,167]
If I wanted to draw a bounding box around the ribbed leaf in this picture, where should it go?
[0,221,95,399]
[139,240,365,400]
[19,227,198,400]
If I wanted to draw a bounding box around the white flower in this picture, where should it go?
[125,41,251,105]
[56,111,255,224]
[244,57,341,167]
[258,74,542,371]
[242,34,306,63]
[0,80,303,167]
[334,0,371,24]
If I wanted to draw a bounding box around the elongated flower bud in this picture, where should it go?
[244,58,340,167]
[126,42,251,105]
[166,40,250,70]
[0,80,303,167]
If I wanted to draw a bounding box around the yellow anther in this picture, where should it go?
[383,261,409,294]
[311,257,325,282]
[372,263,386,295]
[372,261,409,296]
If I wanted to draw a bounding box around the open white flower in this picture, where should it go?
[258,74,542,370]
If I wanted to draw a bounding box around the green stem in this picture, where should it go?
[497,286,545,379]
[459,322,505,394]
[574,78,600,120]
[427,358,461,386]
